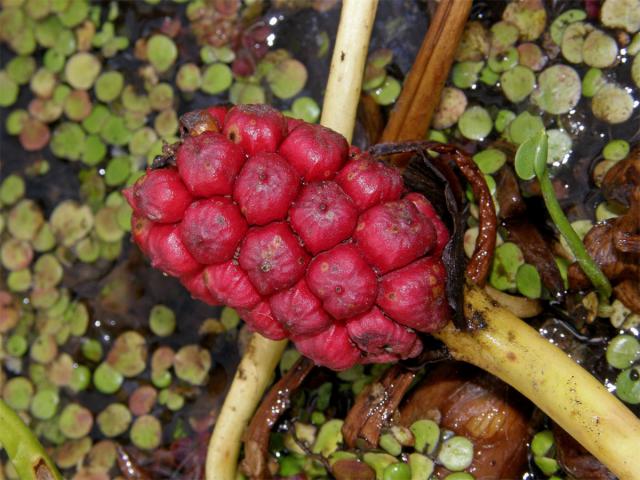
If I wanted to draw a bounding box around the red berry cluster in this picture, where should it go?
[125,104,450,370]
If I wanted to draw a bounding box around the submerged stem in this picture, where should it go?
[0,399,62,480]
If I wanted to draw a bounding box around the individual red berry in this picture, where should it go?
[306,244,377,319]
[206,105,229,130]
[238,222,309,296]
[289,181,358,254]
[176,131,245,197]
[377,257,450,332]
[239,301,288,340]
[278,123,349,181]
[203,260,261,310]
[354,199,436,273]
[269,279,332,337]
[405,192,449,255]
[346,307,421,359]
[147,224,200,277]
[181,270,219,305]
[128,168,192,223]
[223,104,287,155]
[233,152,300,225]
[179,197,247,264]
[335,154,404,211]
[294,324,361,370]
[130,214,154,255]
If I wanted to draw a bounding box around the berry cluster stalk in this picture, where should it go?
[204,1,379,478]
[0,398,62,480]
[435,284,640,480]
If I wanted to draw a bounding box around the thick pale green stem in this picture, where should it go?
[435,284,640,480]
[205,2,379,478]
[0,399,62,480]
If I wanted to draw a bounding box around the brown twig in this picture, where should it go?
[342,365,416,448]
[380,0,472,149]
[240,357,315,479]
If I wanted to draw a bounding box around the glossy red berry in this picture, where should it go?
[176,131,245,197]
[223,104,287,155]
[233,152,300,225]
[354,199,436,273]
[179,197,247,264]
[289,181,358,254]
[279,123,349,181]
[306,244,377,320]
[128,168,193,223]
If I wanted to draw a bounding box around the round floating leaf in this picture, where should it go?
[502,0,547,41]
[6,55,37,84]
[63,90,92,121]
[97,403,132,438]
[600,0,640,33]
[531,65,581,114]
[432,87,467,130]
[5,109,29,135]
[50,200,93,246]
[490,21,519,51]
[616,367,640,404]
[603,139,630,161]
[18,118,50,151]
[106,331,148,377]
[267,58,308,99]
[101,115,132,146]
[59,403,93,439]
[149,83,174,110]
[201,63,232,95]
[458,105,492,141]
[370,76,402,106]
[550,8,587,45]
[487,46,519,73]
[516,263,542,298]
[473,149,507,175]
[362,63,387,91]
[147,34,177,73]
[51,122,86,160]
[58,0,89,28]
[94,71,124,102]
[229,81,265,104]
[489,242,525,290]
[591,84,635,124]
[174,345,212,386]
[455,21,490,62]
[451,61,484,89]
[517,42,546,71]
[0,71,19,107]
[65,52,101,90]
[176,63,202,92]
[582,30,618,68]
[130,415,162,450]
[291,96,320,123]
[154,109,178,139]
[500,65,535,103]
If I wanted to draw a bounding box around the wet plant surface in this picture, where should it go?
[1,0,640,479]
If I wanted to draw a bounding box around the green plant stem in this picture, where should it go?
[531,131,612,300]
[0,399,62,480]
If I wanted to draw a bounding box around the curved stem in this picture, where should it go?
[0,399,62,480]
[435,284,640,480]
